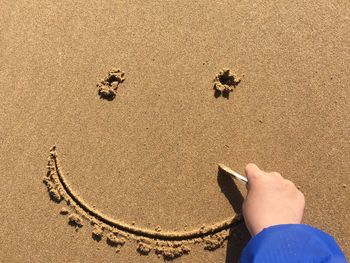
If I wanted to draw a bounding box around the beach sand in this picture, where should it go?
[0,0,349,262]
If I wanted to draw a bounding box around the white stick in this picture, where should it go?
[218,163,248,184]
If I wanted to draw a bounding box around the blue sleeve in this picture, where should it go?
[240,224,347,263]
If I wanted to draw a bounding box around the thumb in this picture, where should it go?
[245,163,262,187]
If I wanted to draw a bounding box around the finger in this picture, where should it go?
[245,163,263,190]
[245,163,261,180]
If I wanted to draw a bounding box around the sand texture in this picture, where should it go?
[0,0,349,262]
[43,146,241,259]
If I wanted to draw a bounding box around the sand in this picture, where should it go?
[0,0,349,262]
[43,145,240,259]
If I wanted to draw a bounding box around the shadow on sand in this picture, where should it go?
[217,168,251,262]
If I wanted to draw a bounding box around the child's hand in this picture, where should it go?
[243,163,305,236]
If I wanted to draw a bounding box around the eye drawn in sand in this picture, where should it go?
[213,68,241,99]
[96,68,125,101]
[43,146,244,260]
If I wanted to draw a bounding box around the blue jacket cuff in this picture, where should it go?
[240,224,346,263]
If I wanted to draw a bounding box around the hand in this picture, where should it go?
[242,163,305,236]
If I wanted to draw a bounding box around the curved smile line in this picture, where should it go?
[46,146,243,241]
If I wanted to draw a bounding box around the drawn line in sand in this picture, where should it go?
[43,146,244,259]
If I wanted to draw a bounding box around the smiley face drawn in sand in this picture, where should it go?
[43,70,243,260]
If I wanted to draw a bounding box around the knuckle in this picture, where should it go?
[285,179,294,186]
[280,179,295,191]
[286,179,298,190]
[272,171,282,178]
[249,170,261,179]
[298,191,305,203]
